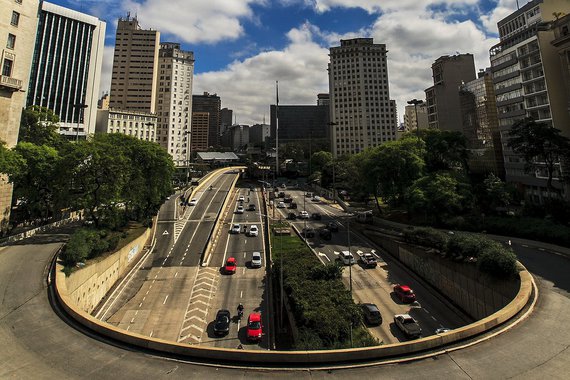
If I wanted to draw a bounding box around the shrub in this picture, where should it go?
[403,227,449,251]
[478,245,518,279]
[60,229,91,266]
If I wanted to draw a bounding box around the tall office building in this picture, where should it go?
[190,111,209,152]
[220,107,233,137]
[269,103,330,149]
[155,42,194,167]
[192,92,221,149]
[1,0,39,230]
[27,1,105,139]
[489,0,570,202]
[328,38,398,157]
[459,70,504,178]
[424,54,476,132]
[109,15,159,114]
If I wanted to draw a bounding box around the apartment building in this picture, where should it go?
[328,38,398,157]
[403,102,429,135]
[95,108,157,142]
[489,0,570,202]
[26,1,105,140]
[190,111,209,152]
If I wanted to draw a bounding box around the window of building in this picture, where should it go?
[11,11,20,26]
[6,33,16,49]
[2,58,13,76]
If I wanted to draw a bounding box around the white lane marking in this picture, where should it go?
[149,330,153,337]
[522,244,528,247]
[175,272,178,278]
[539,248,545,251]
[163,295,169,305]
[130,318,135,323]
[240,290,243,298]
[139,302,143,308]
[126,325,130,331]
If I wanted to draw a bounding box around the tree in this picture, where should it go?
[420,129,469,173]
[311,151,332,174]
[0,140,24,178]
[507,117,570,199]
[18,106,63,147]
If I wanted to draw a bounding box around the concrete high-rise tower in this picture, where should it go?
[192,92,221,149]
[155,42,194,167]
[328,38,398,157]
[27,1,106,139]
[109,15,159,114]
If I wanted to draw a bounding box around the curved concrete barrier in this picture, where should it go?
[54,258,533,365]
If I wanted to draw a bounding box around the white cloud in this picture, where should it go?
[99,45,114,97]
[480,0,519,34]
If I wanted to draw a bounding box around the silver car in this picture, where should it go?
[251,252,262,268]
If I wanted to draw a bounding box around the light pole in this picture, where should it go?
[328,121,338,202]
[184,130,191,185]
[347,217,353,348]
[407,99,424,137]
[74,103,88,142]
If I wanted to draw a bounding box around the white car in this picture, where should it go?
[340,250,356,265]
[230,224,240,234]
[238,195,245,202]
[188,198,197,206]
[251,251,262,268]
[249,225,259,237]
[299,211,309,219]
[277,201,286,208]
[312,196,321,203]
[235,205,244,214]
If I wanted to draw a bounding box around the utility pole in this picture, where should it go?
[275,81,279,185]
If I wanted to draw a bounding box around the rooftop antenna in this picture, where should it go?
[516,0,520,9]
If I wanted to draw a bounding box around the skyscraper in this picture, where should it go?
[1,0,39,230]
[192,92,221,149]
[489,0,570,202]
[109,15,159,114]
[155,42,194,167]
[27,1,105,139]
[424,54,476,132]
[328,38,398,157]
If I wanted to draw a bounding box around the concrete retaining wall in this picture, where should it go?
[64,229,150,313]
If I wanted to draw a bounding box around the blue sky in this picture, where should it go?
[49,0,525,124]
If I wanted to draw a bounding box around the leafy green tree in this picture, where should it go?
[18,106,63,147]
[420,129,469,173]
[311,151,332,174]
[0,140,24,178]
[477,173,513,213]
[507,117,570,198]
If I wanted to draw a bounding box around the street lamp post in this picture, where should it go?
[74,103,88,142]
[407,99,424,137]
[184,131,192,185]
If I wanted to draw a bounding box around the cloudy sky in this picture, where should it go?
[51,0,523,124]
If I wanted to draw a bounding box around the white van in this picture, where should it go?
[340,251,355,265]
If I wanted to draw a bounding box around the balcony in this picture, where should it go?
[0,75,23,91]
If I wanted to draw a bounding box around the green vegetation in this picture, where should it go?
[403,227,519,279]
[271,224,378,349]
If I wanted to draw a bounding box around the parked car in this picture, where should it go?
[340,250,355,265]
[235,205,244,214]
[289,202,297,209]
[277,201,286,208]
[230,224,241,234]
[361,303,382,325]
[188,198,198,206]
[213,309,231,336]
[361,253,377,268]
[301,227,315,238]
[327,221,339,232]
[247,204,256,211]
[224,257,237,274]
[287,212,297,220]
[319,228,332,240]
[393,284,416,303]
[311,212,321,220]
[246,313,263,342]
[251,251,262,268]
[299,210,310,219]
[249,225,259,237]
[394,314,422,338]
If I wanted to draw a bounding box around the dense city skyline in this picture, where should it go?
[50,0,521,124]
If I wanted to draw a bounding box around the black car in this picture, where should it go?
[327,221,339,232]
[284,197,293,203]
[278,191,285,198]
[311,212,322,220]
[289,202,298,209]
[213,309,231,336]
[247,204,256,211]
[302,227,315,238]
[361,303,382,325]
[360,253,378,268]
[319,228,332,240]
[287,212,297,220]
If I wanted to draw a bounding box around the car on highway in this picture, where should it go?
[393,284,416,303]
[305,192,313,198]
[235,205,244,214]
[312,195,321,202]
[435,327,452,334]
[361,253,378,268]
[278,191,285,198]
[230,224,241,234]
[251,251,262,268]
[319,228,332,240]
[287,212,297,220]
[238,195,245,202]
[213,309,231,336]
[249,225,259,237]
[327,221,339,232]
[247,204,256,211]
[277,201,286,208]
[361,303,382,325]
[299,210,310,219]
[284,196,293,204]
[340,250,356,265]
[301,227,315,238]
[188,198,198,206]
[311,212,321,220]
[224,257,237,274]
[289,202,297,209]
[394,314,422,339]
[247,313,263,342]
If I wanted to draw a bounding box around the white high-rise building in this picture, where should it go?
[328,38,398,157]
[155,42,194,167]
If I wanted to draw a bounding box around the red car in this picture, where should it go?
[394,284,416,303]
[246,312,263,342]
[224,257,237,274]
